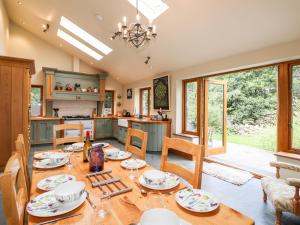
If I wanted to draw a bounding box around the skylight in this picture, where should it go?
[59,16,112,55]
[128,0,169,21]
[57,29,103,61]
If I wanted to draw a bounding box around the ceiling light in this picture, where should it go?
[59,16,112,55]
[17,1,22,5]
[95,14,103,21]
[57,29,103,60]
[128,0,168,21]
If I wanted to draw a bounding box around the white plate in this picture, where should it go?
[37,174,76,191]
[139,172,180,190]
[121,159,146,169]
[138,218,191,225]
[175,188,219,213]
[63,142,84,152]
[33,158,68,169]
[34,152,67,160]
[26,191,87,217]
[106,150,132,161]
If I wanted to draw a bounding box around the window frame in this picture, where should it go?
[182,78,201,135]
[31,85,43,117]
[139,87,151,116]
[104,90,115,115]
[288,61,300,152]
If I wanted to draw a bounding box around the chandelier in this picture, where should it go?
[111,0,157,48]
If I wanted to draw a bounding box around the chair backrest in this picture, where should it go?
[160,137,204,189]
[15,134,31,194]
[125,128,148,160]
[53,124,84,147]
[0,153,28,225]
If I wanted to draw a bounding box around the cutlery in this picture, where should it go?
[35,213,81,225]
[85,191,96,209]
[134,181,147,196]
[167,186,187,195]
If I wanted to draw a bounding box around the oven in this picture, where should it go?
[63,118,94,141]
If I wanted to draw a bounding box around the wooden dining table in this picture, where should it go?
[28,147,255,225]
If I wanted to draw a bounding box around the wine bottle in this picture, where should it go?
[83,131,91,162]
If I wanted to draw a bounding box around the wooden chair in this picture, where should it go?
[15,134,31,194]
[261,161,300,225]
[53,124,84,147]
[125,128,148,160]
[160,137,204,189]
[0,153,28,225]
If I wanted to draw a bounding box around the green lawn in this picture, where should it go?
[214,126,277,152]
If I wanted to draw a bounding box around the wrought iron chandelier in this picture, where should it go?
[111,0,157,48]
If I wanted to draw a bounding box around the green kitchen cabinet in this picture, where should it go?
[118,126,127,144]
[131,122,142,147]
[31,120,60,145]
[112,120,118,139]
[96,119,112,139]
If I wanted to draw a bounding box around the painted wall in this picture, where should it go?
[6,22,123,115]
[123,39,300,133]
[0,0,9,54]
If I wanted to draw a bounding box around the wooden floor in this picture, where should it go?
[0,139,299,225]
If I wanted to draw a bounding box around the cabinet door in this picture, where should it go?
[105,119,112,137]
[96,119,104,139]
[112,120,118,139]
[30,121,38,144]
[131,123,142,147]
[38,121,50,143]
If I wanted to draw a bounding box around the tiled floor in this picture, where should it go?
[0,139,300,225]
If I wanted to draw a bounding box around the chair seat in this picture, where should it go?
[261,177,295,212]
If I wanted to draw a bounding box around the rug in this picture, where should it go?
[203,163,254,185]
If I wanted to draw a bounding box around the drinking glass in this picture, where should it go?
[128,167,138,181]
[66,149,74,169]
[93,192,111,223]
[144,192,167,210]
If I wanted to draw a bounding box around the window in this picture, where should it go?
[290,64,300,150]
[31,85,43,117]
[183,79,199,134]
[104,90,114,115]
[140,87,151,116]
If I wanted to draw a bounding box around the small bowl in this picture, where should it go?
[140,208,179,225]
[54,181,85,202]
[105,148,119,158]
[143,170,166,186]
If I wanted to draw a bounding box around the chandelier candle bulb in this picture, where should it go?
[118,22,122,32]
[123,16,127,26]
[136,14,140,22]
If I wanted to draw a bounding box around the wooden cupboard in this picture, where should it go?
[0,56,35,168]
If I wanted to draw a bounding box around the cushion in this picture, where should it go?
[261,177,295,212]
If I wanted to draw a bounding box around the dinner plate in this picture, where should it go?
[63,142,84,152]
[34,152,67,160]
[175,188,219,213]
[139,172,180,190]
[26,191,87,217]
[37,174,76,191]
[137,218,191,225]
[121,159,146,169]
[33,158,68,169]
[105,150,132,160]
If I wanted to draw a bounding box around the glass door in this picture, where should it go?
[203,79,227,156]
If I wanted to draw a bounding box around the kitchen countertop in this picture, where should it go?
[31,117,62,121]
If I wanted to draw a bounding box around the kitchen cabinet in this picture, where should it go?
[112,119,118,139]
[95,119,112,139]
[44,67,107,101]
[31,120,60,145]
[118,126,128,144]
[0,56,34,167]
[131,122,142,147]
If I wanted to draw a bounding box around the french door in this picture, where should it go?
[203,79,227,156]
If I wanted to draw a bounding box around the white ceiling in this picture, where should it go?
[4,0,300,84]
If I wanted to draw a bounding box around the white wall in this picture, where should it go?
[123,39,300,133]
[0,0,9,54]
[6,22,123,115]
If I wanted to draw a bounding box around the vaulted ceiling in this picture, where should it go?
[4,0,300,84]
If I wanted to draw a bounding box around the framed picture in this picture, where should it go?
[127,88,132,99]
[153,75,170,110]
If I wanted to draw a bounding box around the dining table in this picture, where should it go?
[28,146,255,225]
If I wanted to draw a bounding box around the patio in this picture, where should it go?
[206,142,276,177]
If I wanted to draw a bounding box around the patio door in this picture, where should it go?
[203,79,227,156]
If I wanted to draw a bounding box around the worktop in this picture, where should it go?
[31,117,62,121]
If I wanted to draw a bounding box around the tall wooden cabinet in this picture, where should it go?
[0,56,35,168]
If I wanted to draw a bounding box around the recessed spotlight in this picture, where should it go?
[59,43,63,47]
[42,24,50,32]
[95,14,103,21]
[17,1,22,5]
[90,62,94,65]
[22,21,25,25]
